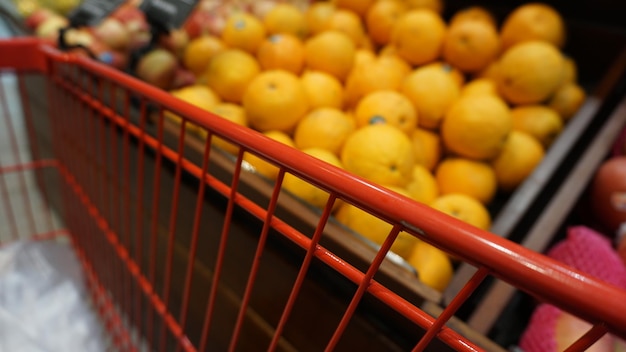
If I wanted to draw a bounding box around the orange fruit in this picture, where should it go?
[400,65,460,130]
[335,186,419,259]
[206,103,248,154]
[406,241,453,292]
[293,108,356,155]
[305,2,336,35]
[257,34,305,74]
[491,131,545,191]
[391,9,447,66]
[441,95,512,160]
[262,3,308,39]
[511,105,563,148]
[475,60,500,81]
[183,35,225,76]
[365,0,408,46]
[203,49,260,103]
[354,90,418,135]
[243,131,296,180]
[561,55,578,86]
[332,0,376,17]
[282,148,343,209]
[242,70,310,133]
[421,61,466,87]
[344,54,412,108]
[304,30,356,82]
[460,78,499,97]
[497,40,565,105]
[442,19,500,74]
[430,193,491,231]
[221,12,266,54]
[548,82,586,121]
[327,9,367,46]
[449,6,497,28]
[411,128,442,171]
[500,3,566,50]
[166,84,221,132]
[300,70,344,110]
[404,0,444,14]
[341,124,414,187]
[435,158,497,204]
[405,164,439,204]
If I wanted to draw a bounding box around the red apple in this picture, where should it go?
[170,67,197,90]
[590,156,626,235]
[159,28,189,59]
[25,8,57,31]
[135,49,178,90]
[183,8,219,39]
[93,18,130,51]
[110,3,146,25]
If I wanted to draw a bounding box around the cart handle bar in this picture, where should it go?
[3,38,625,339]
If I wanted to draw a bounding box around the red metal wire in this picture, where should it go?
[563,323,609,352]
[135,96,148,346]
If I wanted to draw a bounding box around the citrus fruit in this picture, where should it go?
[243,130,296,180]
[548,82,586,121]
[430,193,491,231]
[203,49,260,103]
[441,94,512,160]
[491,131,545,191]
[511,105,564,148]
[305,1,336,35]
[561,56,578,86]
[206,103,248,154]
[449,6,497,28]
[243,70,310,133]
[344,54,412,108]
[293,108,356,155]
[406,164,439,204]
[406,241,453,292]
[497,40,565,105]
[183,35,225,76]
[500,3,566,50]
[411,128,442,171]
[497,41,564,104]
[166,85,221,131]
[354,90,418,135]
[475,60,500,81]
[421,61,466,87]
[257,33,305,74]
[365,0,408,46]
[404,0,443,14]
[262,3,308,39]
[391,9,447,66]
[332,0,376,17]
[335,187,419,259]
[341,124,414,187]
[435,158,497,204]
[442,19,500,74]
[460,78,498,97]
[326,9,367,46]
[300,70,344,109]
[400,65,460,130]
[221,12,266,54]
[282,148,343,209]
[304,30,356,82]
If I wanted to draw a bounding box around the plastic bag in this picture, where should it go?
[0,240,106,352]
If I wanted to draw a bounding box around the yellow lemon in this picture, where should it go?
[282,148,343,209]
[243,131,296,180]
[511,105,564,148]
[400,65,460,130]
[203,49,260,103]
[491,131,545,192]
[300,70,344,110]
[406,241,454,292]
[430,193,491,231]
[341,124,414,187]
[496,40,565,105]
[294,108,356,155]
[391,9,447,66]
[405,164,439,204]
[243,70,310,133]
[435,157,497,205]
[441,95,512,160]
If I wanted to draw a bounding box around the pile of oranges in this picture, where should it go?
[169,0,586,292]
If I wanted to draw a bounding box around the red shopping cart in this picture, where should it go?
[1,38,625,351]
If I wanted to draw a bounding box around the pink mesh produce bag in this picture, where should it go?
[519,226,626,351]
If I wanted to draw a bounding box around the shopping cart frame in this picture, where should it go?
[1,38,626,351]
